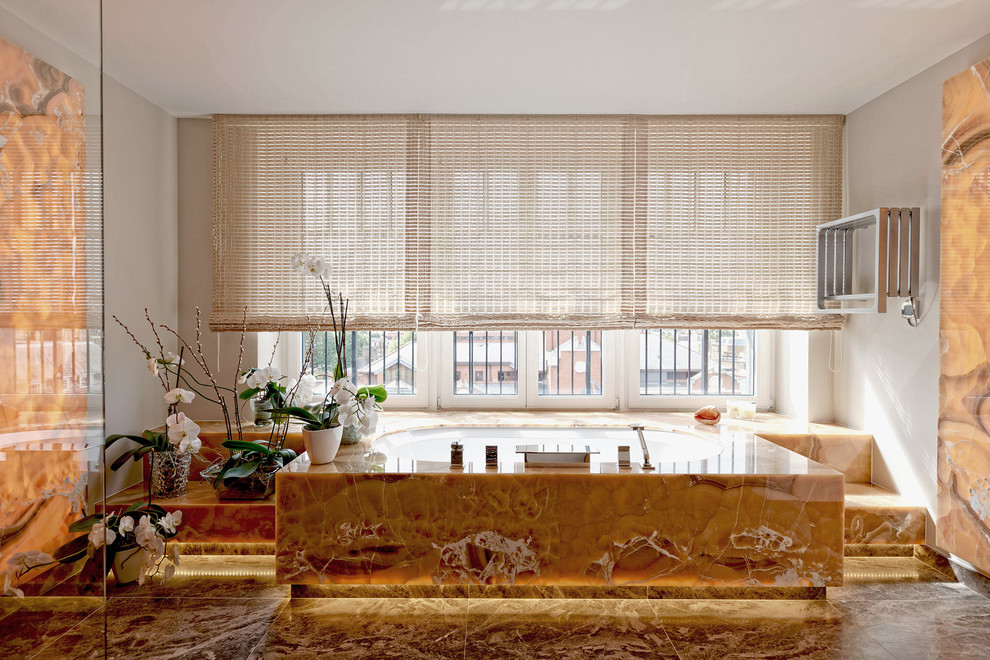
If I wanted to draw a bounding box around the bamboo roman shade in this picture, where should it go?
[212,114,843,331]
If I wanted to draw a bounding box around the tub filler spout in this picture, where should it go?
[628,423,654,471]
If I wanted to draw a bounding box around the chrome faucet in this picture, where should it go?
[629,423,654,471]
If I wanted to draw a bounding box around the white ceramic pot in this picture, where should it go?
[303,426,343,464]
[112,546,150,585]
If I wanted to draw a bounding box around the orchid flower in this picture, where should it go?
[164,388,196,404]
[157,511,183,535]
[6,550,53,572]
[290,252,308,272]
[87,522,116,550]
[179,436,202,455]
[118,517,135,534]
[134,515,156,549]
[166,412,201,450]
[3,573,24,599]
[305,256,330,279]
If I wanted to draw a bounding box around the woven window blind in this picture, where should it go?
[212,114,843,332]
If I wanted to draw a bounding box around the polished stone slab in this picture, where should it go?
[275,412,845,588]
[939,55,990,580]
[465,598,678,659]
[35,597,288,660]
[833,598,990,660]
[828,557,975,602]
[757,431,873,483]
[0,596,104,659]
[844,483,926,545]
[255,597,468,659]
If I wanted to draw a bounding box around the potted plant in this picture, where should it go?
[274,394,342,464]
[290,253,388,445]
[117,307,309,501]
[3,503,183,593]
[107,313,204,498]
[208,438,298,499]
[238,366,291,426]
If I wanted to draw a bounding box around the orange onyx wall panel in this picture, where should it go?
[939,56,990,577]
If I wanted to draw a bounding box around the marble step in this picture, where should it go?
[103,481,275,545]
[757,430,874,483]
[844,483,926,545]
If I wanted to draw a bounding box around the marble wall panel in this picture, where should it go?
[939,56,990,577]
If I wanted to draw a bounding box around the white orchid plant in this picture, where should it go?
[2,503,183,596]
[272,255,387,434]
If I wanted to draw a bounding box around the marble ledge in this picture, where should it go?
[103,482,275,544]
[265,410,853,477]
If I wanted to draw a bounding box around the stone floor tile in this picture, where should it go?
[251,597,468,659]
[651,600,896,660]
[463,598,677,659]
[831,598,990,660]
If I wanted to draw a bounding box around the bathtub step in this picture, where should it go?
[758,429,873,483]
[103,481,276,544]
[844,483,926,546]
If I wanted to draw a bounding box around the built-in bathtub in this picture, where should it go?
[275,414,845,590]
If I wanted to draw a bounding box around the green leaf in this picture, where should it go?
[359,385,388,403]
[134,446,157,460]
[239,387,260,400]
[53,534,91,563]
[124,502,143,513]
[221,440,272,455]
[273,448,298,465]
[271,406,319,423]
[109,447,142,472]
[68,514,103,533]
[220,459,262,479]
[105,434,153,449]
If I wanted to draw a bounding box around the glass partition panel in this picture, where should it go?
[0,0,105,655]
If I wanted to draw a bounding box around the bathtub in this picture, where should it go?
[276,415,845,589]
[372,425,723,467]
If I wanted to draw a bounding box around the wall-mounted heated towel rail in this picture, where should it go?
[816,207,920,314]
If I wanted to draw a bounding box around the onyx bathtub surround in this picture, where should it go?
[275,413,845,589]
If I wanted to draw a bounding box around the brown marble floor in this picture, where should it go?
[4,556,990,659]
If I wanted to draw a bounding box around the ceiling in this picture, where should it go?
[3,0,990,116]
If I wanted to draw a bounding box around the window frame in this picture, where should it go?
[623,330,774,411]
[262,328,774,412]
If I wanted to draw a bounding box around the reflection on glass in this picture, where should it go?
[0,33,103,599]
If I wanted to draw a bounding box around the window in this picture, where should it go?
[267,327,771,411]
[538,331,603,396]
[453,331,518,396]
[637,329,756,397]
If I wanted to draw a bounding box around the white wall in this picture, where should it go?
[774,330,834,423]
[103,75,178,492]
[838,32,990,510]
[177,117,257,423]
